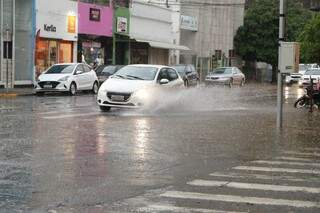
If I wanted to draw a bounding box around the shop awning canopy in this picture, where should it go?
[136,39,191,51]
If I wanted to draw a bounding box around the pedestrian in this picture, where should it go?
[95,54,104,66]
[81,51,88,64]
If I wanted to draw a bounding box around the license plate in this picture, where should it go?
[43,84,52,89]
[111,95,124,101]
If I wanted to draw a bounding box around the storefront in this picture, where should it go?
[35,0,77,77]
[78,2,113,66]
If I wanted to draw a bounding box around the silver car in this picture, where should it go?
[205,67,245,87]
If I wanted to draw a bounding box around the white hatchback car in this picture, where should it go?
[97,64,184,111]
[35,63,99,95]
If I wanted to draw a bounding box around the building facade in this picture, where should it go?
[130,0,188,65]
[35,0,78,78]
[179,0,245,68]
[0,0,35,87]
[77,1,113,65]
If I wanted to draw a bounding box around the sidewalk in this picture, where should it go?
[0,87,34,98]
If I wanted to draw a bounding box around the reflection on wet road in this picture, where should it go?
[0,84,319,212]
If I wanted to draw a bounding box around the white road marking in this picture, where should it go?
[234,166,320,175]
[209,172,320,182]
[283,151,320,157]
[301,147,320,152]
[276,157,315,162]
[42,112,101,119]
[161,191,320,208]
[252,160,320,167]
[187,179,320,194]
[139,204,245,213]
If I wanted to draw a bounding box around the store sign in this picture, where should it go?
[82,41,101,48]
[90,8,101,22]
[180,15,198,31]
[67,15,76,33]
[44,24,56,32]
[117,17,128,34]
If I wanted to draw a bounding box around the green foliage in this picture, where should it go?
[234,0,311,66]
[299,15,320,64]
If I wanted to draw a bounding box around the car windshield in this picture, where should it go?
[45,64,75,74]
[299,64,307,71]
[102,66,117,74]
[305,69,320,75]
[172,66,186,74]
[114,66,158,80]
[211,68,232,74]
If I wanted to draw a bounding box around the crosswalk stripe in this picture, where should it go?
[187,179,320,193]
[42,112,100,119]
[252,160,320,167]
[301,147,320,152]
[139,204,245,213]
[283,151,320,157]
[234,166,320,175]
[161,191,320,208]
[209,172,319,182]
[275,157,315,162]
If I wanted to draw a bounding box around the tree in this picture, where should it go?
[299,15,320,64]
[234,0,311,80]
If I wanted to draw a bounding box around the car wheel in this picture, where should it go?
[92,81,99,94]
[229,78,233,88]
[100,106,111,112]
[69,82,77,96]
[294,96,309,108]
[184,80,189,87]
[240,79,245,87]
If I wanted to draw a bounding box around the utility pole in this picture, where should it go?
[6,29,9,93]
[277,0,286,130]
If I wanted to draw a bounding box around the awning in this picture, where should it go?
[136,39,190,51]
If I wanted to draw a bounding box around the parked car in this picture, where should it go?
[34,63,99,96]
[299,68,320,88]
[171,64,199,87]
[97,64,184,111]
[205,67,245,87]
[95,65,124,84]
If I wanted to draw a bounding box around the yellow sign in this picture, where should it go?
[67,15,76,33]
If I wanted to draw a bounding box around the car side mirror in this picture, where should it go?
[75,70,83,75]
[160,79,169,85]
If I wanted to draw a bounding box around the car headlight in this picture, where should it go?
[133,89,150,100]
[58,76,70,82]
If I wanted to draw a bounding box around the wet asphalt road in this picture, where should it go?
[0,84,320,213]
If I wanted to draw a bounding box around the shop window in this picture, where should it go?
[113,0,130,7]
[76,0,111,6]
[3,41,12,59]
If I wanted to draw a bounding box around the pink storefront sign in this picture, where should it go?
[78,2,113,37]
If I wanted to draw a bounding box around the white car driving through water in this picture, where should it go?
[97,64,184,111]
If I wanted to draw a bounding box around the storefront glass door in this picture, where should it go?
[59,42,72,64]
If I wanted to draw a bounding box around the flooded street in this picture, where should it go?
[0,84,319,212]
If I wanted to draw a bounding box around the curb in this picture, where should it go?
[0,92,34,98]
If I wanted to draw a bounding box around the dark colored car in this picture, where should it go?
[95,65,124,84]
[171,64,200,87]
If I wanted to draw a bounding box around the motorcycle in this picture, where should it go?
[294,78,320,112]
